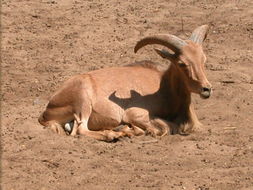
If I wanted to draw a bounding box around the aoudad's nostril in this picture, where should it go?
[202,87,211,92]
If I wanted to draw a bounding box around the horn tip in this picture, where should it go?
[134,47,138,53]
[134,41,141,53]
[134,49,138,54]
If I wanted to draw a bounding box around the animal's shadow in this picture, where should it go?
[108,89,173,120]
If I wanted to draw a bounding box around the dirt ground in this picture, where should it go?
[1,0,253,189]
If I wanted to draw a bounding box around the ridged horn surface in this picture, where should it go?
[189,25,209,44]
[134,34,187,54]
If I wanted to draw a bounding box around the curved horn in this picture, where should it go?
[189,25,209,44]
[134,34,187,54]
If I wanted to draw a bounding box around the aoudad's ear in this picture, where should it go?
[153,48,178,63]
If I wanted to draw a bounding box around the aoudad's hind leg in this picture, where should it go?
[69,94,131,141]
[50,121,66,135]
[38,111,67,135]
[70,111,131,142]
[69,93,92,136]
[74,119,130,142]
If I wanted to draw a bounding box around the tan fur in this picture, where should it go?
[38,25,212,141]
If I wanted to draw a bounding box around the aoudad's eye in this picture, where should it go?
[178,61,188,68]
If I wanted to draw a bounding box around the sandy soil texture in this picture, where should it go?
[1,0,253,189]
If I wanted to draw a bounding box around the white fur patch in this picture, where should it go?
[80,120,89,130]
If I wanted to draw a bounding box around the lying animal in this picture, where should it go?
[39,25,212,141]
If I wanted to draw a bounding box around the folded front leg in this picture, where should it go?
[151,118,178,136]
[113,124,145,137]
[123,108,161,137]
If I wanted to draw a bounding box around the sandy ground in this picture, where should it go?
[1,0,253,189]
